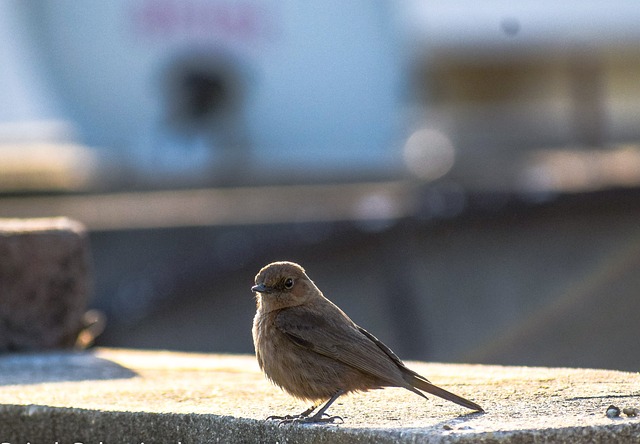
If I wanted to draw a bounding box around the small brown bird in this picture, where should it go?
[251,261,484,424]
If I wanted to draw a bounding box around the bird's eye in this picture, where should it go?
[284,278,294,289]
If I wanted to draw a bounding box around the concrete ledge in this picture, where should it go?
[0,349,639,443]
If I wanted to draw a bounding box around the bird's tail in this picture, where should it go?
[405,373,484,412]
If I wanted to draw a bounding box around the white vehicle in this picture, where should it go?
[1,1,404,190]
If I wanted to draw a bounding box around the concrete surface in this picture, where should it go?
[0,348,638,443]
[0,217,91,351]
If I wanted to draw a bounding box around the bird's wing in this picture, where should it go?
[275,305,484,412]
[275,306,406,386]
[355,325,430,384]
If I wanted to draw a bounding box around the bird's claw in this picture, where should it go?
[266,413,343,426]
[266,414,298,421]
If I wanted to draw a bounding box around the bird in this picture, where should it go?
[251,261,484,424]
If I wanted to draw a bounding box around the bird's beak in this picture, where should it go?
[252,283,270,293]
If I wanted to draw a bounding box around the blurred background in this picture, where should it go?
[1,0,640,371]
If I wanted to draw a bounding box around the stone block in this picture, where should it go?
[0,218,91,351]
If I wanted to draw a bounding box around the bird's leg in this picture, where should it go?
[301,389,345,423]
[266,403,318,421]
[279,390,345,425]
[298,404,319,417]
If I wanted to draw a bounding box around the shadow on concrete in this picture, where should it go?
[0,350,137,385]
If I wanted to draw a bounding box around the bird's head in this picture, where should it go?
[252,261,319,311]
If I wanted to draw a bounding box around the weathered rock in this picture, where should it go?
[0,218,91,351]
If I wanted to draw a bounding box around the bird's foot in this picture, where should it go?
[267,413,343,426]
[266,414,300,421]
[296,413,344,425]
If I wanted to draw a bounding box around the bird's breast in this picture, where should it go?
[252,308,355,402]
